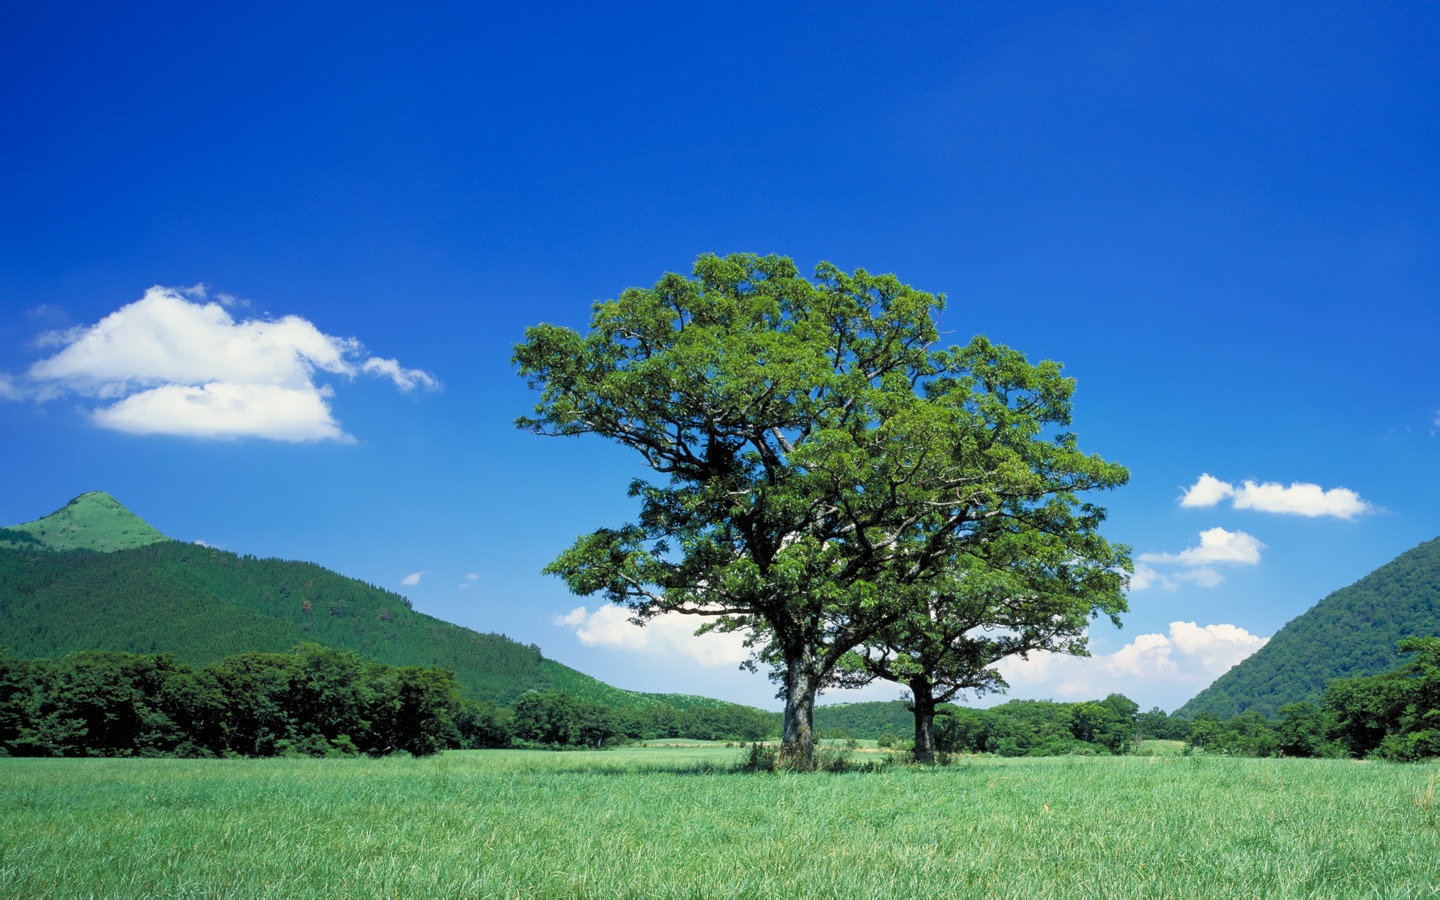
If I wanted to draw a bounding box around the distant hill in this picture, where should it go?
[812,701,922,739]
[0,491,170,552]
[0,494,740,711]
[1176,536,1440,719]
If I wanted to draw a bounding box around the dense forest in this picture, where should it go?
[0,541,743,711]
[1182,638,1440,761]
[1179,537,1440,719]
[0,644,459,757]
[0,646,778,757]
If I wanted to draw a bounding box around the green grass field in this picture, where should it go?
[2,747,1438,897]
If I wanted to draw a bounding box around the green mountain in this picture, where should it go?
[1176,536,1440,719]
[0,491,170,552]
[0,494,736,710]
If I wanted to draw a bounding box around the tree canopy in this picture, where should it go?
[515,253,1130,767]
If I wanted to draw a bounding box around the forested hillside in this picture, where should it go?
[1177,536,1440,719]
[0,494,743,712]
[0,542,733,709]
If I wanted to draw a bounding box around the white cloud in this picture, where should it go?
[11,285,437,441]
[1178,474,1372,519]
[995,621,1268,707]
[92,383,348,442]
[1168,621,1269,675]
[553,605,752,668]
[555,606,588,627]
[1179,473,1234,508]
[401,571,424,586]
[1103,632,1178,678]
[361,357,439,392]
[457,573,480,590]
[1231,480,1371,518]
[1138,527,1265,567]
[1129,564,1158,592]
[0,374,21,401]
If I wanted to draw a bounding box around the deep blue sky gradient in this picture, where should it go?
[3,2,1437,710]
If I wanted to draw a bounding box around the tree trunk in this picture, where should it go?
[910,678,937,765]
[779,652,818,770]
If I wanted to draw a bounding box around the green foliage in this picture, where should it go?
[515,252,1129,767]
[1178,537,1440,719]
[500,690,775,750]
[1,492,170,552]
[1180,640,1440,761]
[0,645,460,758]
[1137,706,1192,742]
[811,701,920,740]
[934,694,1138,756]
[1326,637,1440,761]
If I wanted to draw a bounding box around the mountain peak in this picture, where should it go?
[2,491,172,552]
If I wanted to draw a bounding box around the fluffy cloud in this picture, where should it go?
[92,383,346,442]
[401,571,424,586]
[1178,474,1371,519]
[1131,528,1265,590]
[1179,473,1235,508]
[12,285,437,441]
[553,605,752,668]
[1168,621,1268,674]
[1139,527,1265,567]
[457,573,480,589]
[996,621,1268,706]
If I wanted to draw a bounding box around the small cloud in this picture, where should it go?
[1178,474,1372,519]
[553,605,751,668]
[401,571,424,586]
[554,606,588,627]
[457,572,480,589]
[361,357,440,392]
[1129,563,1169,592]
[1139,527,1265,567]
[1179,473,1234,508]
[1131,529,1264,591]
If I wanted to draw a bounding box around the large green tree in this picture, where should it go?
[515,253,1129,767]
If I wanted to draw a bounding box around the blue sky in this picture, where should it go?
[2,2,1437,712]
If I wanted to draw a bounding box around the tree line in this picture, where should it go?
[461,690,775,749]
[1184,638,1440,761]
[0,645,777,759]
[0,644,460,757]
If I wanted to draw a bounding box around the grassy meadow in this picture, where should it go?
[3,746,1439,897]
